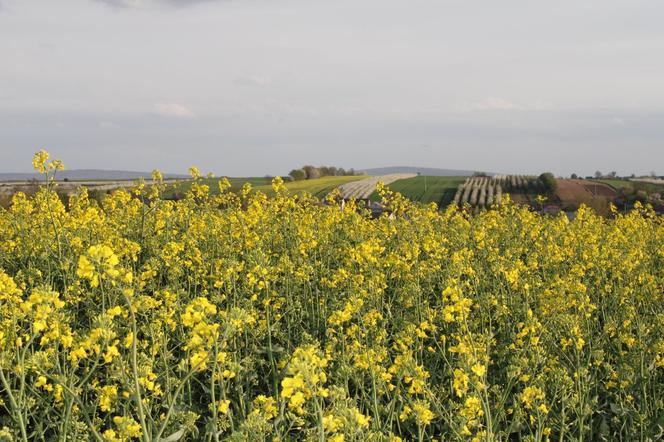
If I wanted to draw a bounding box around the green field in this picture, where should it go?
[596,179,664,193]
[163,177,272,198]
[595,179,633,190]
[369,176,467,207]
[253,175,364,198]
[164,175,364,199]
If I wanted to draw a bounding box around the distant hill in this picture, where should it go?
[360,166,491,177]
[0,169,187,182]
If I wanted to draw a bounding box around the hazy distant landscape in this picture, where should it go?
[2,163,662,215]
[359,166,482,177]
[0,169,187,182]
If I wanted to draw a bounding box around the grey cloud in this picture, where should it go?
[151,103,196,118]
[1,0,663,176]
[94,0,219,8]
[234,76,272,87]
[1,108,662,177]
[464,98,525,112]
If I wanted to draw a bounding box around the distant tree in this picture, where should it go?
[630,173,636,179]
[538,172,557,195]
[595,170,603,179]
[302,165,320,180]
[608,171,617,178]
[290,165,358,179]
[288,169,306,181]
[570,173,578,179]
[473,171,488,177]
[650,171,657,177]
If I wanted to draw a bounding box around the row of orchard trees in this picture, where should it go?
[454,173,557,210]
[492,173,557,194]
[492,174,537,191]
[454,176,504,209]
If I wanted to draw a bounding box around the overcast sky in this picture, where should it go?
[1,0,663,176]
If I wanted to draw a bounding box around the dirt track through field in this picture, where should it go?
[338,174,417,199]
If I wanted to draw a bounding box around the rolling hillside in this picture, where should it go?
[360,166,485,177]
[597,179,664,193]
[253,176,364,198]
[338,174,417,199]
[0,169,187,182]
[164,175,364,199]
[369,175,467,207]
[164,177,272,198]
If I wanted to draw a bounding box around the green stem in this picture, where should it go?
[122,291,151,441]
[0,368,28,442]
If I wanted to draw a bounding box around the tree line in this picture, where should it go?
[288,165,360,181]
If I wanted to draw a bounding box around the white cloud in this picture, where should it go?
[234,75,272,87]
[152,103,196,118]
[612,116,626,126]
[469,97,523,111]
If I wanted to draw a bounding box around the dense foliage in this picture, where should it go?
[0,152,663,441]
[537,173,557,195]
[288,166,358,181]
